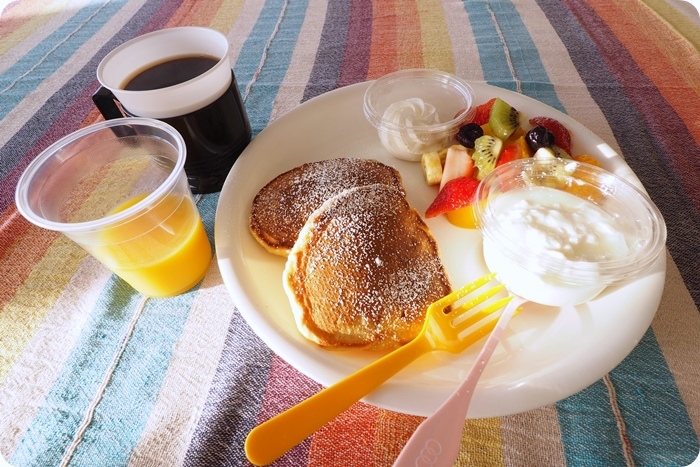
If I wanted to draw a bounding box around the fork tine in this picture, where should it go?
[428,272,498,312]
[448,296,516,351]
[449,284,506,327]
[453,295,513,331]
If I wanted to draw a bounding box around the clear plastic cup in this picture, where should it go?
[15,118,212,297]
[363,69,475,161]
[473,158,667,306]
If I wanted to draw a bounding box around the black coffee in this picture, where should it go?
[122,55,219,90]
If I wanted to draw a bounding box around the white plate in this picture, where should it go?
[214,81,666,418]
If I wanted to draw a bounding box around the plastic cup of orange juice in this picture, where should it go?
[15,118,212,297]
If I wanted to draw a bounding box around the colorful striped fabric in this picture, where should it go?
[1,0,699,466]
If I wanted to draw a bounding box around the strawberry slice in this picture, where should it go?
[426,176,480,218]
[529,116,572,155]
[472,98,496,126]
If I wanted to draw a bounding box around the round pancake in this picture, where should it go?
[283,184,452,349]
[249,158,404,256]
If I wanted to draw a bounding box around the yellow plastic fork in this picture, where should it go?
[245,272,512,466]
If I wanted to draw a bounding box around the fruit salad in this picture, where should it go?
[421,96,601,228]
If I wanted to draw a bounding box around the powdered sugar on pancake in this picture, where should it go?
[284,184,451,349]
[249,158,404,256]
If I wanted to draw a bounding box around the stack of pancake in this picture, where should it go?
[249,158,451,350]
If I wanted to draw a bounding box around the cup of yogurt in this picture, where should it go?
[363,69,475,161]
[473,158,666,306]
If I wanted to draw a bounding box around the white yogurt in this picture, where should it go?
[378,97,448,161]
[482,186,629,306]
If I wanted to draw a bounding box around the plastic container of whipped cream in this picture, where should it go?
[474,158,666,306]
[363,69,475,162]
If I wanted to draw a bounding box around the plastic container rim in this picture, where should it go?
[363,68,476,135]
[474,158,667,285]
[15,117,187,233]
[96,26,229,96]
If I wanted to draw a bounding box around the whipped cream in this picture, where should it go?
[482,186,629,306]
[378,98,448,161]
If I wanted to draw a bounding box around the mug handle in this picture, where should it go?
[92,86,125,120]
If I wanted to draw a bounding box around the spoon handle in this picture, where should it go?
[393,297,526,467]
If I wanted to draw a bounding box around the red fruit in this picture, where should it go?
[425,176,480,218]
[497,135,530,167]
[497,144,519,167]
[472,98,497,126]
[529,116,572,155]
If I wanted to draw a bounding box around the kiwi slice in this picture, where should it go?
[551,144,572,159]
[535,145,572,160]
[473,135,503,179]
[488,98,522,140]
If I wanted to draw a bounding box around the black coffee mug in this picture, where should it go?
[93,27,251,194]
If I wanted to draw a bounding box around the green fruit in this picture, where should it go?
[551,144,572,159]
[473,135,503,180]
[488,98,522,141]
[535,145,572,161]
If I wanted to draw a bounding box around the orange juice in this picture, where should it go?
[92,193,212,297]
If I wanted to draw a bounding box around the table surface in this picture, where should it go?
[1,1,699,466]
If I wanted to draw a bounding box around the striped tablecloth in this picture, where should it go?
[1,0,699,466]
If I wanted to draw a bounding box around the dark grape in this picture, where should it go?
[456,123,484,149]
[526,126,556,153]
